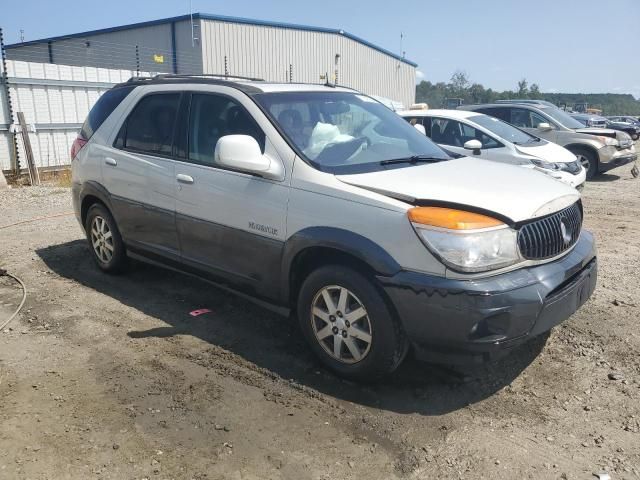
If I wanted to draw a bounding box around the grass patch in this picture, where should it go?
[53,169,72,188]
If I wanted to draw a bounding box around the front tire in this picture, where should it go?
[297,265,408,381]
[571,147,598,180]
[85,203,127,273]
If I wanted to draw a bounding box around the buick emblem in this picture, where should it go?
[560,218,572,245]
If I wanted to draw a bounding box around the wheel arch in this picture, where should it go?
[564,143,599,162]
[281,227,402,307]
[79,181,115,227]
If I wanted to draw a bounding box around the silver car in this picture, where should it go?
[71,76,597,380]
[460,102,637,179]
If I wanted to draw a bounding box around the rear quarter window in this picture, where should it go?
[80,86,135,140]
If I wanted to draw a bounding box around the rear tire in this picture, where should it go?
[85,203,127,273]
[297,265,408,381]
[570,147,598,180]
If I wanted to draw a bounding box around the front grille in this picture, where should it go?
[517,202,582,260]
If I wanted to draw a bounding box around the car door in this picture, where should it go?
[102,91,181,260]
[428,117,510,162]
[174,91,289,299]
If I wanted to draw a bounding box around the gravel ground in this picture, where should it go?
[0,161,639,480]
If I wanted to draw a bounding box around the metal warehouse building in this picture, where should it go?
[6,13,417,107]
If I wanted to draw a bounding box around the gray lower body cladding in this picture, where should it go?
[378,231,597,365]
[599,153,636,172]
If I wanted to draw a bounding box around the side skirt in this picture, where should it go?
[126,250,291,319]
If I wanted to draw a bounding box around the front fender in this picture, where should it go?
[280,226,401,303]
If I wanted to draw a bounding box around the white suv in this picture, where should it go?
[71,75,597,380]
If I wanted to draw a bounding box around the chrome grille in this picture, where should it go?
[518,202,582,260]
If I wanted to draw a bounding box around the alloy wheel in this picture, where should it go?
[90,215,114,264]
[310,285,373,364]
[577,154,590,171]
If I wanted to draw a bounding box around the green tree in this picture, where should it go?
[450,70,470,97]
[529,83,541,99]
[414,71,640,115]
[517,78,529,97]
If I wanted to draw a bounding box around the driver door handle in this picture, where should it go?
[176,174,194,184]
[104,157,117,166]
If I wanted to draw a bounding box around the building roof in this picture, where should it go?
[5,12,418,67]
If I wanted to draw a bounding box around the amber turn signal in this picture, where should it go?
[408,207,504,230]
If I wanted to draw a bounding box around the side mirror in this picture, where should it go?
[414,123,426,135]
[463,139,482,155]
[215,135,271,175]
[537,122,553,131]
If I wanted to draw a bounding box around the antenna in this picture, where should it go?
[19,29,24,43]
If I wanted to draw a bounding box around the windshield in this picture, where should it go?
[540,107,585,129]
[253,91,450,174]
[468,114,537,145]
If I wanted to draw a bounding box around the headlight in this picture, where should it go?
[595,135,619,147]
[530,159,561,170]
[408,207,520,272]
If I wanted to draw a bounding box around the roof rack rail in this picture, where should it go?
[153,73,265,82]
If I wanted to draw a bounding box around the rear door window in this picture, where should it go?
[121,93,181,156]
[80,86,135,140]
[431,117,500,148]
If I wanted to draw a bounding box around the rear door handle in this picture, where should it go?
[176,174,194,184]
[104,157,117,166]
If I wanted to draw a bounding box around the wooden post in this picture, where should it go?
[16,112,40,185]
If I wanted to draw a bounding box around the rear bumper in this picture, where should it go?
[378,231,597,365]
[71,182,84,228]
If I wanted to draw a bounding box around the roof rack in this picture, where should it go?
[152,73,265,82]
[119,73,266,93]
[116,74,356,95]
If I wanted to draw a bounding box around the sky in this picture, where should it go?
[3,0,639,98]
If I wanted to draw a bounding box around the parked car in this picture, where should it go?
[604,119,640,141]
[570,113,608,129]
[398,109,586,189]
[459,102,637,179]
[607,116,640,127]
[495,99,558,108]
[71,76,597,380]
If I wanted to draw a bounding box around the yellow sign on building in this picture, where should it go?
[153,54,165,64]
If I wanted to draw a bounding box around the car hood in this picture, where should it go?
[574,127,634,147]
[336,157,580,223]
[515,141,577,163]
[574,127,619,139]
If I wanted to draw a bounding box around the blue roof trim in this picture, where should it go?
[5,12,418,67]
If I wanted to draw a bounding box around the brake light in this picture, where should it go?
[70,136,88,160]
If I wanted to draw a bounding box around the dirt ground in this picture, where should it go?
[1,161,639,480]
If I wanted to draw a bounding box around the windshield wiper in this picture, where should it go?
[380,155,447,166]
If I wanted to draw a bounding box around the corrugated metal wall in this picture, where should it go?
[7,21,203,75]
[7,19,416,106]
[199,20,415,107]
[0,60,155,171]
